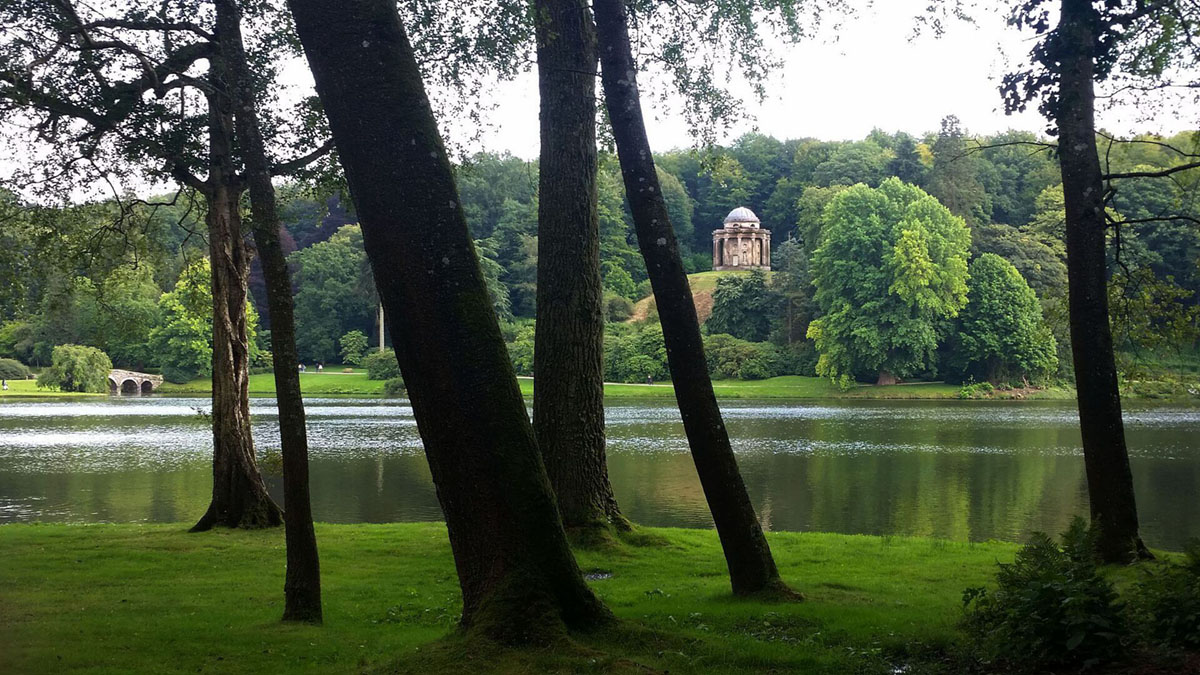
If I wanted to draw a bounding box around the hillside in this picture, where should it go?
[629,270,774,324]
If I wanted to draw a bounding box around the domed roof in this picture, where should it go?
[723,206,760,224]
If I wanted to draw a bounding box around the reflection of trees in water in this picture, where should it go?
[603,408,1200,550]
[2,402,1198,549]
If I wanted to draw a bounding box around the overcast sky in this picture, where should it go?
[437,2,1198,159]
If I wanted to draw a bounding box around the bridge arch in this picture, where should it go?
[108,369,163,395]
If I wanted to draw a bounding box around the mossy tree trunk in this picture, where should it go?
[190,46,281,533]
[216,0,322,621]
[533,0,626,536]
[593,0,795,598]
[1054,0,1148,563]
[287,0,612,641]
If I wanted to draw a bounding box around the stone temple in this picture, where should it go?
[712,206,770,271]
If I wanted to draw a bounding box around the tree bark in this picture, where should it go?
[216,0,322,621]
[191,47,282,532]
[533,0,626,536]
[1054,0,1148,563]
[287,0,611,641]
[191,136,282,531]
[593,0,795,597]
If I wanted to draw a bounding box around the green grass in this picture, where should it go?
[158,370,386,396]
[157,372,1074,401]
[0,378,103,398]
[0,522,1018,674]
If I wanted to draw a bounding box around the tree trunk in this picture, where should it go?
[1054,0,1148,563]
[287,0,611,641]
[876,371,898,386]
[191,55,282,533]
[593,0,795,598]
[216,0,322,621]
[533,0,626,537]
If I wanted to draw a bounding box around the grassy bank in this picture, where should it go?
[156,372,1077,400]
[0,522,1018,674]
[0,378,102,398]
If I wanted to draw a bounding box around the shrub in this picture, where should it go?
[505,326,535,376]
[604,325,668,383]
[161,365,199,384]
[1127,540,1200,651]
[0,357,31,380]
[957,381,995,399]
[362,349,401,380]
[36,344,113,393]
[962,518,1127,670]
[603,292,634,322]
[382,377,407,397]
[703,334,780,380]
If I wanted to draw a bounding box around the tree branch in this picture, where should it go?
[1104,161,1200,180]
[269,139,334,176]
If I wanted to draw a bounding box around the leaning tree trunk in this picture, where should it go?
[593,0,795,597]
[1054,0,1148,563]
[533,0,626,536]
[191,71,282,533]
[217,0,322,621]
[287,0,611,641]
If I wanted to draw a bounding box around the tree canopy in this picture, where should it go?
[808,178,971,385]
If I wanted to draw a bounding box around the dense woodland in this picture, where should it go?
[3,123,1198,388]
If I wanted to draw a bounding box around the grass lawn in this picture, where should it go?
[0,522,1018,674]
[158,372,1071,401]
[0,378,102,399]
[158,370,387,396]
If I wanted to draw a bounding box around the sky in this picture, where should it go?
[431,2,1198,159]
[5,1,1198,200]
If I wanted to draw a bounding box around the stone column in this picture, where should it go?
[713,237,719,268]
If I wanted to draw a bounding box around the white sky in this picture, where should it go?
[450,2,1198,159]
[5,1,1197,200]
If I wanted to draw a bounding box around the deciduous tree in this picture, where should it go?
[594,0,796,598]
[807,180,970,385]
[287,0,610,640]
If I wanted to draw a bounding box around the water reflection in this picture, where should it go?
[0,397,1197,550]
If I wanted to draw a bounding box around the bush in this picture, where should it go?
[36,344,113,393]
[603,292,634,322]
[161,365,199,384]
[506,326,535,376]
[0,357,31,380]
[362,349,401,380]
[962,518,1127,670]
[604,325,667,383]
[957,381,995,399]
[704,334,780,380]
[382,377,407,397]
[1127,540,1200,651]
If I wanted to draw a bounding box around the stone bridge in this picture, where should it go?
[108,369,163,395]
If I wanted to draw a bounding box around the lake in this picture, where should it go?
[1,396,1197,550]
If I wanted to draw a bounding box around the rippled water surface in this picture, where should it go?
[1,396,1198,549]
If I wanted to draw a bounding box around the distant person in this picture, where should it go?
[299,363,306,373]
[1,379,7,391]
[317,363,323,374]
[645,375,653,386]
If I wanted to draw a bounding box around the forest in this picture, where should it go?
[4,122,1199,392]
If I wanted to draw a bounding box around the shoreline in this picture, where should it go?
[4,371,1196,403]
